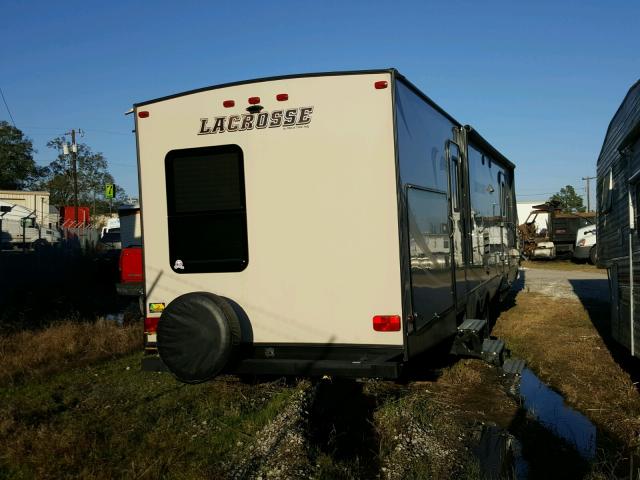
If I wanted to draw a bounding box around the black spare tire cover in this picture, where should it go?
[157,292,241,383]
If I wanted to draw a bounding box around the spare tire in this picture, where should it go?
[157,292,241,383]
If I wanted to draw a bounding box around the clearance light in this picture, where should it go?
[373,315,401,332]
[248,96,261,105]
[223,100,235,108]
[144,317,159,333]
[276,93,289,101]
[138,111,150,118]
[374,81,388,89]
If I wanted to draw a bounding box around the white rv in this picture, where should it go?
[0,201,60,249]
[134,70,519,383]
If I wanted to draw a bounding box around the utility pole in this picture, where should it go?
[582,176,596,212]
[64,129,82,224]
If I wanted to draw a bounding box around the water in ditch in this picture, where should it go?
[519,368,596,459]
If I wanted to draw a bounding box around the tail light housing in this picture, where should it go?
[373,315,401,332]
[144,317,159,333]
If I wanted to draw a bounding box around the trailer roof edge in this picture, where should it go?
[464,125,515,170]
[597,78,640,164]
[133,69,397,108]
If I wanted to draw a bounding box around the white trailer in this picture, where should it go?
[134,70,519,383]
[0,201,61,249]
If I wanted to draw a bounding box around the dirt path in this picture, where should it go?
[518,265,608,303]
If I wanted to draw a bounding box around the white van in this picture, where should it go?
[134,70,519,383]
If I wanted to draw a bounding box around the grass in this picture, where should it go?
[493,291,640,477]
[521,259,603,273]
[0,353,295,479]
[2,277,637,478]
[0,319,142,386]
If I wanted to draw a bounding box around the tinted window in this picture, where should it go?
[468,145,503,266]
[395,82,454,190]
[165,145,248,273]
[101,232,121,243]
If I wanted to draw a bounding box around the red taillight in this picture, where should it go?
[248,96,261,105]
[138,111,150,118]
[144,317,159,333]
[223,100,235,108]
[374,81,388,90]
[276,93,289,101]
[373,315,401,332]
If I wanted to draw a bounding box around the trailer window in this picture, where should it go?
[165,144,248,273]
[447,141,461,212]
[599,169,613,214]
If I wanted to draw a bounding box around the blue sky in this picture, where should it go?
[1,0,638,207]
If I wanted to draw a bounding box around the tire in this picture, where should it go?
[480,295,495,332]
[157,292,241,384]
[589,246,597,265]
[32,238,49,251]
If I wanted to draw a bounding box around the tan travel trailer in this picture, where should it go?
[134,70,519,383]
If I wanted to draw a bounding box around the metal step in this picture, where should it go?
[451,319,488,357]
[481,338,505,366]
[458,318,487,334]
[502,358,526,376]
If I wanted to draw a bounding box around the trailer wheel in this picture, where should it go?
[157,292,241,384]
[481,295,493,329]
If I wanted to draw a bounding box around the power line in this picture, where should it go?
[0,87,17,127]
[20,125,130,136]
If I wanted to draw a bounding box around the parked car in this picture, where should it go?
[573,225,597,264]
[98,230,122,250]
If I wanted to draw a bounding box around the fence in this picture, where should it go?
[61,226,100,250]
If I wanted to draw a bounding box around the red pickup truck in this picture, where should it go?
[116,246,144,296]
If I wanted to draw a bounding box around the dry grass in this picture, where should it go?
[430,359,519,428]
[0,319,142,386]
[522,259,603,273]
[494,292,640,450]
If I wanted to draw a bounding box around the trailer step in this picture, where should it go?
[451,319,488,356]
[481,338,506,366]
[458,318,487,333]
[502,358,526,375]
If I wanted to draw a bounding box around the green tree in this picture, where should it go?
[549,185,586,213]
[41,137,118,214]
[0,121,46,189]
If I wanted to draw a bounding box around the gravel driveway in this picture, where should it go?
[518,266,609,304]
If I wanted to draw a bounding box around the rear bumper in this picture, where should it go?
[142,344,404,379]
[573,245,592,259]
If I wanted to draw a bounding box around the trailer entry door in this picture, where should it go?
[407,186,454,330]
[165,144,248,273]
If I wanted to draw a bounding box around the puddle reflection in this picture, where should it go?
[520,368,596,459]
